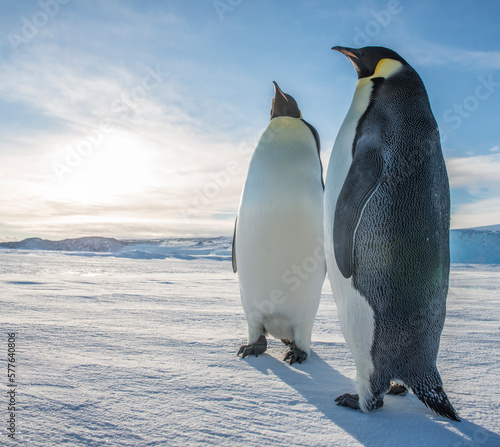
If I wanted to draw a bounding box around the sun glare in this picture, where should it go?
[56,133,153,205]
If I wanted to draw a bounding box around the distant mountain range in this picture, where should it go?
[0,236,231,261]
[0,228,498,264]
[0,236,126,252]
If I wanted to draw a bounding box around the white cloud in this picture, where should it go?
[451,198,500,229]
[447,153,500,229]
[408,43,500,70]
[446,153,500,189]
[0,38,252,239]
[383,27,500,71]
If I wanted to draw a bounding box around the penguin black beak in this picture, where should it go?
[332,46,376,79]
[332,46,365,79]
[273,81,288,102]
[332,46,359,61]
[270,81,301,120]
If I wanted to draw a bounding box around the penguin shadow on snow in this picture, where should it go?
[242,343,500,447]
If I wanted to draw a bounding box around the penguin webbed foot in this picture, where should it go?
[335,393,384,412]
[283,343,307,365]
[387,382,408,396]
[237,335,267,358]
[335,393,361,410]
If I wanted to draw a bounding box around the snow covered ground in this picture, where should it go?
[0,247,499,446]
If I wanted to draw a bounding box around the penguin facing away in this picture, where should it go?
[324,46,459,420]
[233,82,326,365]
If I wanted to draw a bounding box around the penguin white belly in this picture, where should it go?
[324,81,376,408]
[236,117,325,352]
[238,199,324,341]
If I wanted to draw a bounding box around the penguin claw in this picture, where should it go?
[237,335,267,358]
[283,345,307,365]
[335,393,384,412]
[335,393,361,410]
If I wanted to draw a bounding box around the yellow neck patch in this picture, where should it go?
[355,58,403,90]
[373,58,403,79]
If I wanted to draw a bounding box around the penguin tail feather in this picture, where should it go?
[412,384,460,422]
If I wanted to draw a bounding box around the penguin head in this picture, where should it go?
[332,46,408,79]
[270,81,301,120]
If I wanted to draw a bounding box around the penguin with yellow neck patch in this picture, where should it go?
[233,82,325,365]
[324,46,459,420]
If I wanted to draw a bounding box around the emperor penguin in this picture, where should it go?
[233,81,326,365]
[324,46,459,420]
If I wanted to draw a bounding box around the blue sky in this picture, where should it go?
[0,0,499,240]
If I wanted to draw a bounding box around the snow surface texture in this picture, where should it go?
[0,246,499,446]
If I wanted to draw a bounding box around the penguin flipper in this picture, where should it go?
[232,216,237,273]
[334,147,384,278]
[301,119,324,190]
